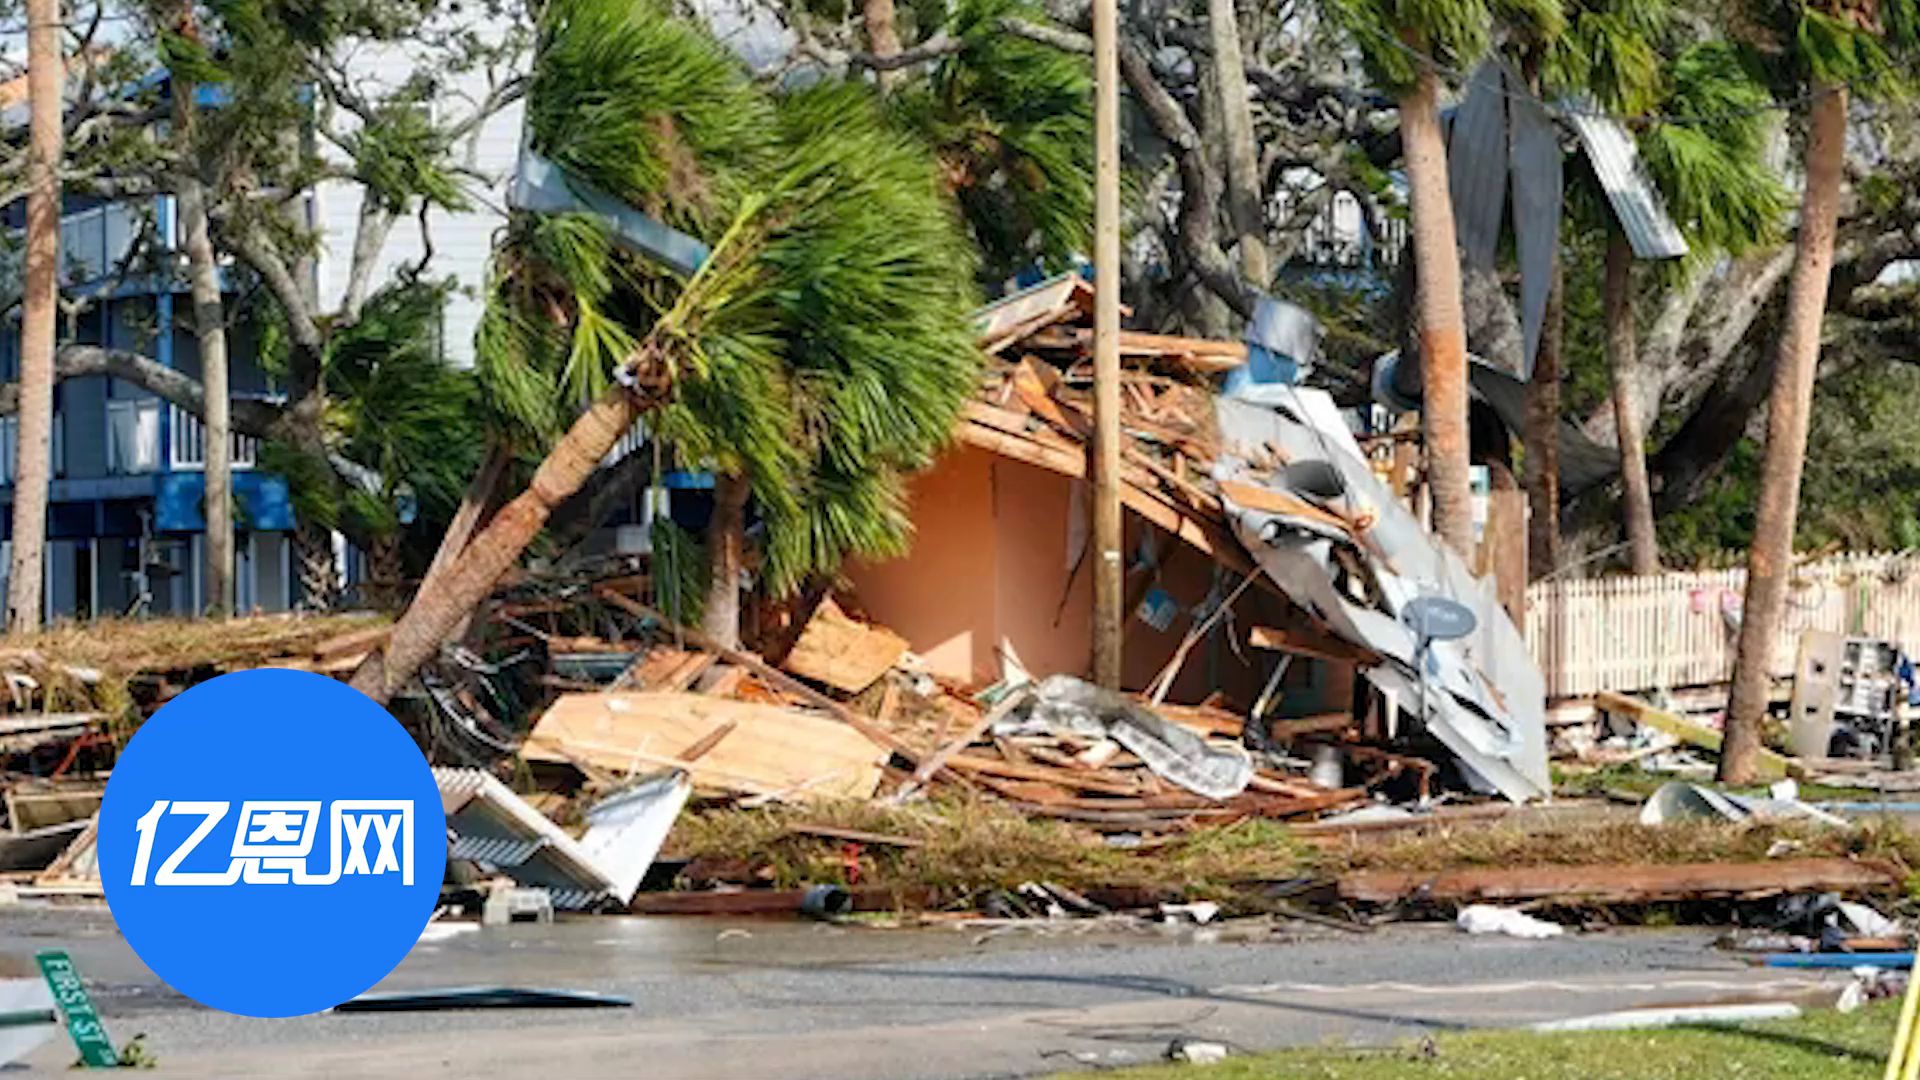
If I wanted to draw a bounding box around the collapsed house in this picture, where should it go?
[0,274,1554,911]
[843,274,1549,801]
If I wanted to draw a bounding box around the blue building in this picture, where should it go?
[0,193,296,620]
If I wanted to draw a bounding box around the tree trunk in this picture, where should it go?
[1524,258,1563,579]
[700,472,750,650]
[1721,84,1848,785]
[295,521,339,610]
[178,175,233,614]
[1400,68,1474,557]
[7,0,61,633]
[1205,0,1268,287]
[367,531,403,610]
[414,441,507,605]
[350,370,654,704]
[1605,225,1659,576]
[862,0,903,92]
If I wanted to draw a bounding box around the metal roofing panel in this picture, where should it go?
[435,768,617,905]
[1448,61,1510,270]
[1565,105,1688,260]
[1212,385,1550,802]
[1509,76,1563,376]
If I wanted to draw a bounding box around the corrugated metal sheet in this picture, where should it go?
[449,834,548,867]
[1448,61,1510,270]
[1213,385,1551,803]
[971,272,1092,343]
[1565,105,1688,260]
[435,766,688,911]
[436,767,617,910]
[1509,75,1563,377]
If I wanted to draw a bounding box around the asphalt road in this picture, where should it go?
[1,905,1852,1079]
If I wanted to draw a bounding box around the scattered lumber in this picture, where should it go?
[1595,690,1798,780]
[521,692,888,800]
[1338,858,1902,904]
[779,597,908,694]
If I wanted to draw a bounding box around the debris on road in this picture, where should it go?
[332,987,633,1012]
[1531,1002,1802,1032]
[438,766,684,910]
[1457,904,1566,939]
[1338,857,1905,905]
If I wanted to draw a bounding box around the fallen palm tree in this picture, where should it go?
[351,0,983,701]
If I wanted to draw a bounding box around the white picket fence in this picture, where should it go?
[1525,552,1920,699]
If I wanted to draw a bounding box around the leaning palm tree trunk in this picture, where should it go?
[8,0,61,633]
[351,365,655,703]
[700,471,750,649]
[1605,225,1659,576]
[1399,67,1474,557]
[1721,83,1848,784]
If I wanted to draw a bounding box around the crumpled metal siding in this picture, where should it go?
[1211,385,1551,802]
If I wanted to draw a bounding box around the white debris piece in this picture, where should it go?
[1164,1038,1231,1064]
[1457,904,1566,939]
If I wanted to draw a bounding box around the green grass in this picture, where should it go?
[1051,999,1903,1079]
[665,796,1920,907]
[664,796,1309,900]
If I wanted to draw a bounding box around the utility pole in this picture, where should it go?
[1091,0,1123,687]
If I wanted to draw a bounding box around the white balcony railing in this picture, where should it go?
[601,419,648,469]
[169,403,258,471]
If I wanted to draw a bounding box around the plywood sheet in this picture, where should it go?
[782,598,908,694]
[522,692,886,800]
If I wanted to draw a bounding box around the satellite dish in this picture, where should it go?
[1284,460,1346,499]
[1401,596,1476,647]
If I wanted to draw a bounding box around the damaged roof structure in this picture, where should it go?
[918,273,1551,802]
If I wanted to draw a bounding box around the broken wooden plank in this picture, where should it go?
[780,597,909,694]
[786,823,924,848]
[1596,690,1796,780]
[656,652,719,693]
[629,885,934,915]
[1249,625,1383,666]
[1266,713,1357,739]
[1012,356,1091,438]
[521,692,886,800]
[591,589,925,768]
[1151,703,1246,739]
[610,646,693,691]
[311,623,394,659]
[695,664,747,697]
[1337,857,1900,904]
[896,691,1029,800]
[946,753,1145,796]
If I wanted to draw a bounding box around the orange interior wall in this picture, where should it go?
[846,445,1343,712]
[844,446,1000,684]
[988,457,1093,682]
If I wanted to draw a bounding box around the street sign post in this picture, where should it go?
[34,951,118,1068]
